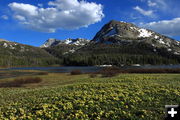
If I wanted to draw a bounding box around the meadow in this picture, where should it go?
[0,70,179,120]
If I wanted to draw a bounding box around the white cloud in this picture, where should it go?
[8,0,104,32]
[9,3,38,16]
[155,0,167,9]
[147,0,168,10]
[137,0,167,9]
[14,15,26,21]
[143,18,180,36]
[1,15,9,20]
[148,0,157,7]
[133,6,154,16]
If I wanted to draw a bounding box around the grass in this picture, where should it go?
[0,71,179,119]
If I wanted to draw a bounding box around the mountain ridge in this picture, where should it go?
[41,38,90,48]
[40,20,180,57]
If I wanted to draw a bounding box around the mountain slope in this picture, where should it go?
[0,39,59,67]
[62,20,180,66]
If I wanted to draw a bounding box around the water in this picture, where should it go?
[1,65,180,73]
[0,66,103,73]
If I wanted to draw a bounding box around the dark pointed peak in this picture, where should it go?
[108,20,129,25]
[104,20,135,29]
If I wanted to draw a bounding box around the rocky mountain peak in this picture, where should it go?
[92,20,141,43]
[92,20,171,43]
[41,38,90,48]
[107,20,132,26]
[91,20,180,55]
[40,38,60,48]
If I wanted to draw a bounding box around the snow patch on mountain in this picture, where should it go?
[3,43,8,48]
[64,39,72,44]
[130,27,153,38]
[120,21,127,23]
[10,45,15,49]
[154,35,159,39]
[158,38,165,44]
[130,27,138,30]
[138,28,152,38]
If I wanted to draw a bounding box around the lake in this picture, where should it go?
[0,66,103,73]
[1,65,180,73]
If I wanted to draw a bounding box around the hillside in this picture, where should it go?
[61,20,180,66]
[0,39,59,67]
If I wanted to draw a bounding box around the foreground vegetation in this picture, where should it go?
[0,71,180,119]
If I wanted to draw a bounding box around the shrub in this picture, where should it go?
[89,73,97,78]
[70,70,82,75]
[98,67,120,77]
[13,77,42,84]
[37,72,49,75]
[0,77,42,87]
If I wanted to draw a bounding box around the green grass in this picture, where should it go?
[0,72,180,119]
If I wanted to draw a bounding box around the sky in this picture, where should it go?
[0,0,180,46]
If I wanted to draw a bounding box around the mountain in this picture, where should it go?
[41,38,90,48]
[1,20,179,67]
[0,39,59,67]
[91,20,180,54]
[61,20,180,66]
[41,38,90,60]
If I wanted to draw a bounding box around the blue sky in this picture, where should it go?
[0,0,180,46]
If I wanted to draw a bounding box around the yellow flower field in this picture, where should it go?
[0,72,179,119]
